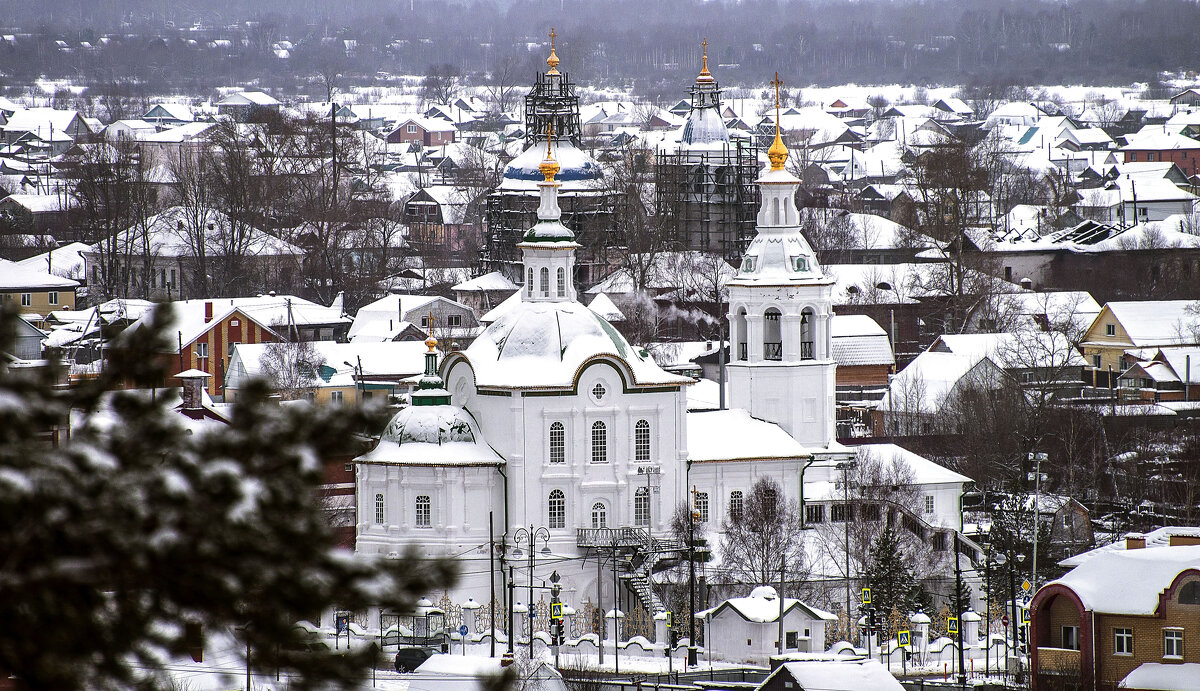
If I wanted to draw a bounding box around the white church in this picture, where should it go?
[353,89,978,636]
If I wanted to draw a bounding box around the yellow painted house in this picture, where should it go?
[1080,300,1200,374]
[0,258,78,325]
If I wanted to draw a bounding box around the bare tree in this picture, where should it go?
[420,64,462,106]
[259,336,326,401]
[718,477,807,588]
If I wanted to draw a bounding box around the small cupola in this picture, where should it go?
[518,125,580,303]
[411,318,451,407]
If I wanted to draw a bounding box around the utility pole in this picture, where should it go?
[688,486,699,668]
[489,512,496,658]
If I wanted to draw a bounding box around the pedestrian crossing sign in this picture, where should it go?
[1021,607,1030,624]
[665,611,673,628]
[550,602,563,620]
[861,588,872,605]
[947,617,959,634]
[897,630,911,647]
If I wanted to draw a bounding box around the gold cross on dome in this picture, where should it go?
[545,123,555,157]
[770,71,784,110]
[549,27,557,50]
[702,37,708,55]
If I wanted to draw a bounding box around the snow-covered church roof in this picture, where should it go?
[454,301,690,390]
[356,404,503,466]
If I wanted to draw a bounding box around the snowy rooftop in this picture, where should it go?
[765,658,904,691]
[500,139,603,192]
[0,257,79,291]
[686,409,811,462]
[1045,544,1200,615]
[357,405,503,467]
[452,271,517,292]
[696,586,837,624]
[1120,662,1200,691]
[1098,300,1199,346]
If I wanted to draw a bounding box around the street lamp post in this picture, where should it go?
[957,484,984,690]
[513,524,551,652]
[835,460,857,629]
[688,486,700,669]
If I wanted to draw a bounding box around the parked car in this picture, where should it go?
[393,646,436,673]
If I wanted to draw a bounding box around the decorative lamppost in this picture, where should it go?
[512,524,551,650]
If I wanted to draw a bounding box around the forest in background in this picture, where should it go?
[3,0,1200,99]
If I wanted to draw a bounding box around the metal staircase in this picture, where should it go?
[577,527,684,615]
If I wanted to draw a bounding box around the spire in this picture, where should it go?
[546,27,560,75]
[412,312,450,406]
[696,37,714,84]
[768,71,788,171]
[538,123,561,183]
[521,123,574,242]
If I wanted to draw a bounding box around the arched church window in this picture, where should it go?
[549,422,565,464]
[375,493,385,524]
[557,267,566,297]
[527,268,534,297]
[540,267,550,297]
[415,495,431,528]
[729,491,744,521]
[634,487,649,526]
[591,502,607,529]
[1180,581,1200,605]
[548,490,566,529]
[763,308,782,361]
[735,308,748,361]
[801,308,815,360]
[591,421,607,464]
[634,420,651,462]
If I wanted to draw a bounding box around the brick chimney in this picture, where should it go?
[176,370,210,418]
[204,301,213,323]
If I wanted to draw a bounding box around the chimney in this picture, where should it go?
[204,301,213,323]
[177,370,210,417]
[1168,534,1200,547]
[1126,534,1146,550]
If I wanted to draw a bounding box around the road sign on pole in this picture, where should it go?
[898,630,911,647]
[665,611,673,628]
[861,588,872,605]
[947,617,959,634]
[1022,579,1032,593]
[550,602,563,620]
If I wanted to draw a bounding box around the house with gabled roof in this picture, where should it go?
[1080,300,1200,374]
[697,586,837,662]
[215,91,280,121]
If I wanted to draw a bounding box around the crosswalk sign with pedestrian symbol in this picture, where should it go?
[897,630,911,647]
[947,617,959,634]
[550,602,563,620]
[665,611,673,628]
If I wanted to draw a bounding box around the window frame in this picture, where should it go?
[20,293,31,307]
[48,291,58,305]
[415,495,431,528]
[549,421,566,464]
[375,493,385,524]
[634,487,650,526]
[1114,628,1133,656]
[548,490,566,529]
[634,419,651,462]
[1062,625,1080,651]
[591,502,607,529]
[924,495,935,514]
[729,490,744,521]
[694,491,709,523]
[590,421,607,464]
[1164,628,1184,659]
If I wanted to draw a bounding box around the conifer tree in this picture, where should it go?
[0,306,456,690]
[862,527,918,624]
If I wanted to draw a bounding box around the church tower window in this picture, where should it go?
[590,421,608,463]
[557,267,566,297]
[634,487,649,526]
[764,309,782,361]
[540,267,550,297]
[801,308,815,360]
[375,493,385,524]
[548,490,566,528]
[415,495,431,528]
[634,419,651,461]
[591,502,607,528]
[527,268,534,297]
[549,422,565,463]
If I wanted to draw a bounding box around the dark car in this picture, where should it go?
[393,647,436,673]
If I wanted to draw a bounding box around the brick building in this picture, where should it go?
[1029,533,1200,690]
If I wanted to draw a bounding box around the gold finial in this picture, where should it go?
[546,27,560,75]
[538,123,560,182]
[697,37,713,83]
[424,310,438,352]
[767,71,788,171]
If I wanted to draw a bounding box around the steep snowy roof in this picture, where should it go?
[15,241,90,279]
[457,300,689,390]
[696,588,836,623]
[831,314,894,367]
[228,341,430,388]
[1101,300,1199,346]
[131,295,346,352]
[679,106,731,150]
[686,409,811,462]
[586,293,625,322]
[854,443,971,486]
[876,350,1003,414]
[1045,544,1200,615]
[86,206,301,259]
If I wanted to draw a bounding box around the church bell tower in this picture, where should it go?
[726,73,837,449]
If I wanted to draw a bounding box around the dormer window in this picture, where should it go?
[740,256,757,272]
[791,256,809,272]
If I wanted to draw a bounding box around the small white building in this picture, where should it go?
[696,586,836,663]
